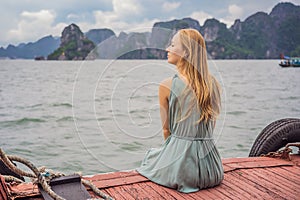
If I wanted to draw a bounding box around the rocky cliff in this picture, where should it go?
[95,18,200,59]
[85,29,115,45]
[95,31,151,59]
[213,2,300,59]
[0,35,59,59]
[94,2,300,59]
[47,24,95,60]
[1,2,299,59]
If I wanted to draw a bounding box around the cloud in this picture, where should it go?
[190,11,212,26]
[93,10,125,30]
[0,0,298,47]
[67,13,80,20]
[220,4,244,27]
[228,4,244,19]
[112,0,143,17]
[91,10,157,34]
[89,0,156,33]
[162,2,181,12]
[6,10,67,43]
[2,0,145,45]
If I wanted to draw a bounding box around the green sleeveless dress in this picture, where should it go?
[137,74,224,193]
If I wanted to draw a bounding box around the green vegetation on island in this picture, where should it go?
[0,2,299,60]
[47,24,95,60]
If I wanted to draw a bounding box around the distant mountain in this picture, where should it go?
[0,2,299,59]
[208,2,300,58]
[47,24,95,60]
[93,2,300,59]
[270,2,300,57]
[85,28,115,45]
[95,31,150,59]
[0,35,59,59]
[95,18,200,59]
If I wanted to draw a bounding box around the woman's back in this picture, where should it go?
[137,74,224,193]
[169,74,214,139]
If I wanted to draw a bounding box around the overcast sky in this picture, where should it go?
[1,0,299,47]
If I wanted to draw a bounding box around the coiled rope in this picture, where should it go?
[0,148,114,200]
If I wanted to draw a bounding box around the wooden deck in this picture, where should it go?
[1,155,299,200]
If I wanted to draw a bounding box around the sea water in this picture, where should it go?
[0,59,299,175]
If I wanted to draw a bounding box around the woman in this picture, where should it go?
[137,29,224,193]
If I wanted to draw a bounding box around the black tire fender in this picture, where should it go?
[249,118,300,157]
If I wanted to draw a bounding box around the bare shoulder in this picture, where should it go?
[159,77,172,99]
[160,77,172,89]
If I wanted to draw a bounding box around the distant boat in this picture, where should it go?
[34,56,45,61]
[279,55,300,67]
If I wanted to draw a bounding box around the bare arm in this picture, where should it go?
[159,78,172,140]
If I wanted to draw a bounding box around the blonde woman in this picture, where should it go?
[137,29,224,193]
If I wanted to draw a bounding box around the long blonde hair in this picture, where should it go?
[176,29,221,123]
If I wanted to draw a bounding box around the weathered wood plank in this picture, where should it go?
[146,181,194,200]
[266,167,300,185]
[2,156,299,200]
[230,170,284,199]
[85,173,148,189]
[222,173,261,199]
[242,168,297,200]
[0,176,8,200]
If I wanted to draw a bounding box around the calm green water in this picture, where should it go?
[0,59,299,175]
